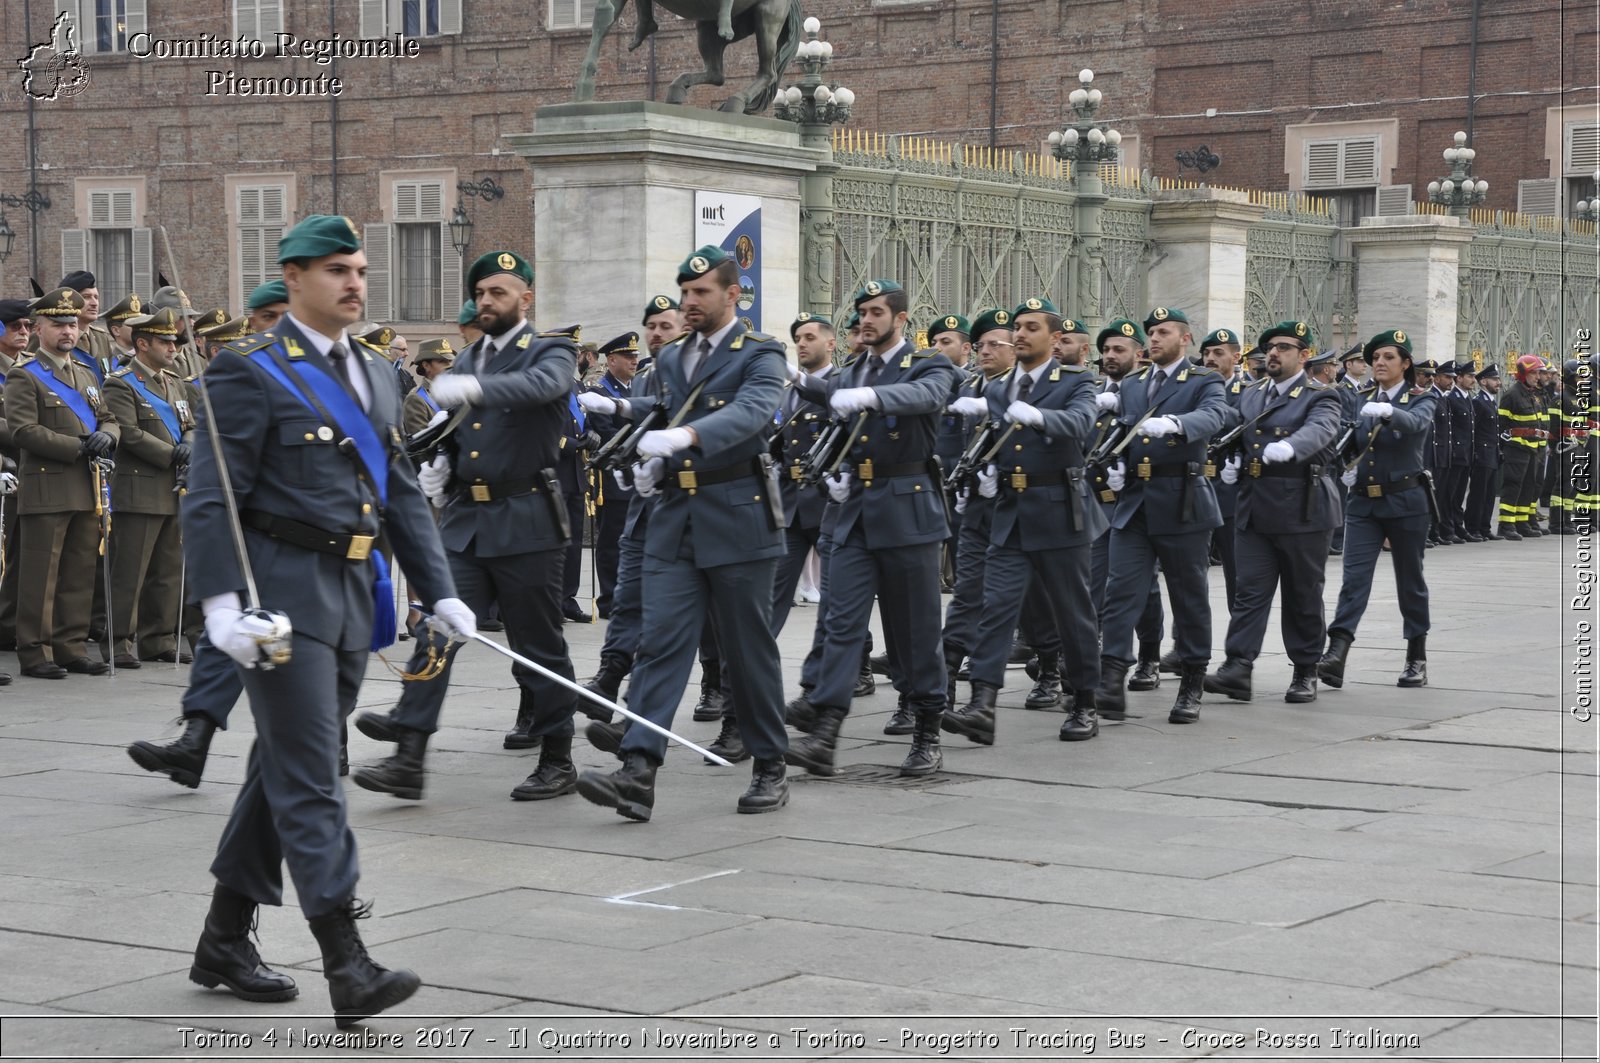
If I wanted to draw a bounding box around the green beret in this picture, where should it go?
[1143,306,1190,330]
[853,279,903,307]
[246,280,289,309]
[599,331,641,358]
[467,250,533,293]
[1362,328,1413,363]
[1012,296,1060,319]
[1061,317,1088,335]
[844,310,862,331]
[457,300,479,327]
[790,311,832,339]
[970,308,1012,342]
[29,287,86,319]
[677,245,732,284]
[277,214,362,264]
[642,295,679,324]
[1257,320,1317,354]
[1200,328,1239,349]
[927,313,970,341]
[1096,318,1146,350]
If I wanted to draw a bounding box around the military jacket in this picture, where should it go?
[1347,382,1438,519]
[1471,389,1500,468]
[1232,374,1343,534]
[984,359,1105,550]
[1426,384,1451,468]
[1109,360,1234,532]
[774,364,834,531]
[1447,386,1473,466]
[401,379,442,439]
[3,351,120,515]
[103,359,196,515]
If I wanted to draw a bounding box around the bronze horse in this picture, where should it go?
[574,0,802,116]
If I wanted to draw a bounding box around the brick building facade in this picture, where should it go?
[0,0,1591,339]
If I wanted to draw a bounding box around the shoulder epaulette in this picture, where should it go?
[1305,379,1328,390]
[912,349,939,359]
[1188,364,1216,377]
[1136,366,1152,378]
[1060,363,1089,373]
[1408,386,1427,396]
[108,365,133,378]
[224,333,278,358]
[744,330,774,343]
[539,324,582,340]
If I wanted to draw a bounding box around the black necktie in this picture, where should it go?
[327,342,365,410]
[1015,373,1034,404]
[863,355,885,387]
[1375,389,1392,405]
[685,336,710,381]
[1147,369,1167,405]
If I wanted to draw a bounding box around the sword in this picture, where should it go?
[93,457,115,677]
[461,630,733,766]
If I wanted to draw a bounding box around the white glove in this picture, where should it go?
[631,457,665,497]
[636,426,694,459]
[417,453,451,505]
[427,374,484,407]
[825,471,852,503]
[577,391,617,415]
[1106,461,1126,493]
[1095,391,1121,412]
[977,464,999,499]
[1262,440,1296,464]
[785,361,805,383]
[429,597,477,642]
[1138,415,1182,438]
[1360,401,1394,421]
[1341,467,1358,488]
[948,396,987,417]
[0,471,15,495]
[954,489,969,515]
[1220,454,1241,484]
[830,387,880,415]
[202,595,292,669]
[611,468,631,494]
[1006,401,1044,428]
[424,408,449,430]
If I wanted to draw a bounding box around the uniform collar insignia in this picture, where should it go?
[516,333,531,349]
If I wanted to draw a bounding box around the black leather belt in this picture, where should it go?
[1136,463,1192,479]
[243,509,376,561]
[855,459,934,483]
[455,476,541,503]
[1250,463,1312,478]
[1004,469,1071,487]
[666,459,760,492]
[1360,472,1421,497]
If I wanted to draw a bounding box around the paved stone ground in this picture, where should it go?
[0,533,1595,1061]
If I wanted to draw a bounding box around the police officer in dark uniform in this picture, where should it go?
[942,298,1104,744]
[930,313,974,476]
[784,279,960,777]
[1200,325,1249,613]
[1465,362,1501,540]
[182,215,467,1025]
[771,314,834,637]
[1318,329,1437,689]
[1203,322,1342,704]
[1093,308,1233,724]
[1442,361,1474,539]
[1418,357,1451,546]
[584,332,641,616]
[576,245,792,819]
[351,249,581,804]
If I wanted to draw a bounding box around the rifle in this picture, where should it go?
[798,411,868,486]
[587,399,665,473]
[946,418,1024,502]
[93,457,115,676]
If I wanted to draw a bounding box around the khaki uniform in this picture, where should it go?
[103,360,195,659]
[2,351,121,669]
[401,380,442,439]
[78,323,117,379]
[0,350,18,645]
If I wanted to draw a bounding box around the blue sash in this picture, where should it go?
[119,369,183,442]
[22,360,98,432]
[419,387,441,415]
[73,348,106,384]
[246,344,397,651]
[568,390,585,431]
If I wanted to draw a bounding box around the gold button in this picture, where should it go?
[1141,437,1150,444]
[304,433,314,441]
[754,495,761,500]
[362,503,372,514]
[472,422,482,430]
[1015,444,1023,451]
[913,484,922,491]
[469,450,480,458]
[684,459,693,467]
[860,436,869,443]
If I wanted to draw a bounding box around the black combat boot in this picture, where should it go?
[1317,629,1355,689]
[1058,689,1099,741]
[1127,643,1163,691]
[883,694,916,736]
[577,750,658,821]
[1285,662,1319,703]
[1397,635,1428,687]
[338,727,348,778]
[1096,656,1131,719]
[307,900,420,1028]
[1169,663,1206,724]
[942,644,965,720]
[510,735,577,800]
[580,654,630,721]
[855,650,877,697]
[784,706,846,776]
[127,715,216,789]
[1202,656,1253,702]
[900,710,944,776]
[869,652,891,676]
[584,716,627,754]
[941,682,996,745]
[351,728,428,800]
[737,758,788,813]
[1025,654,1062,710]
[784,692,818,733]
[503,686,544,750]
[189,884,298,1002]
[692,663,726,722]
[705,713,750,764]
[354,710,399,743]
[1158,647,1183,674]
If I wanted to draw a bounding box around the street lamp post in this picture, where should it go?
[774,17,855,318]
[1049,69,1123,323]
[1575,169,1600,223]
[1426,131,1489,219]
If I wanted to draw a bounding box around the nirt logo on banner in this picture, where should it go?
[693,191,762,330]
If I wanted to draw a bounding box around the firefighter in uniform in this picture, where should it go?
[1496,354,1549,540]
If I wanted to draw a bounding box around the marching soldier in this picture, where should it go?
[104,307,196,667]
[400,339,455,439]
[585,331,642,617]
[4,287,120,679]
[942,297,1104,745]
[1093,308,1233,724]
[57,270,115,382]
[1053,317,1092,366]
[352,250,581,803]
[929,313,974,476]
[456,300,483,350]
[245,281,289,335]
[782,279,960,778]
[356,323,415,400]
[1464,363,1501,540]
[772,314,835,637]
[1203,322,1342,704]
[1318,329,1437,689]
[640,295,682,363]
[1496,354,1549,540]
[576,245,793,818]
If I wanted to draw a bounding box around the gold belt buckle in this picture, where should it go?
[346,534,375,561]
[1010,472,1028,490]
[858,459,874,483]
[470,483,492,502]
[1203,462,1217,478]
[789,464,803,481]
[677,470,698,490]
[1248,459,1263,478]
[1366,484,1383,498]
[1137,458,1152,481]
[1100,489,1117,502]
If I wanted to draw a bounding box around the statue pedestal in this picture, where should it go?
[1147,187,1266,341]
[1345,215,1474,362]
[505,102,824,344]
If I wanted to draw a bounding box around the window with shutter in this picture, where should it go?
[1304,138,1379,189]
[234,0,284,41]
[1340,138,1378,185]
[238,184,288,299]
[549,0,598,30]
[59,0,144,54]
[365,0,462,37]
[79,186,146,306]
[1565,126,1600,175]
[390,180,446,320]
[1375,185,1413,217]
[1517,178,1560,218]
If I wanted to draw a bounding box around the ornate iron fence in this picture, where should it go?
[1462,210,1598,365]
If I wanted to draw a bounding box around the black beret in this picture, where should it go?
[57,270,97,292]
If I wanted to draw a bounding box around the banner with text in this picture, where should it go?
[693,191,762,331]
